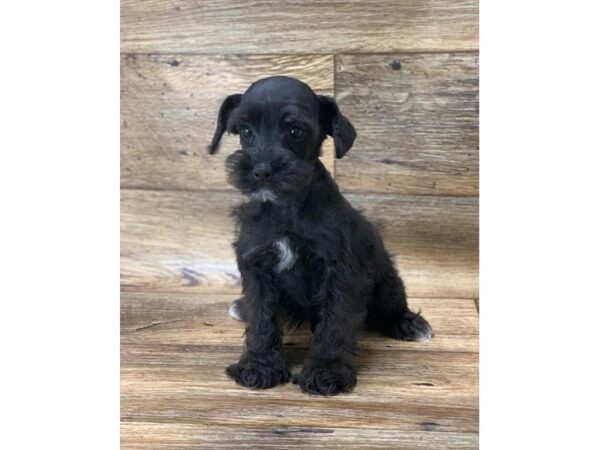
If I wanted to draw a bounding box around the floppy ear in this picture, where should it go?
[318,95,357,158]
[207,94,242,154]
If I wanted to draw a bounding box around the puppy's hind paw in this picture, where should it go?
[389,310,433,342]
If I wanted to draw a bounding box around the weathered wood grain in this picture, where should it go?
[121,369,478,430]
[349,193,479,297]
[121,190,478,297]
[121,1,478,54]
[335,53,479,195]
[121,293,478,353]
[121,293,478,449]
[121,423,478,450]
[120,1,480,447]
[121,54,334,191]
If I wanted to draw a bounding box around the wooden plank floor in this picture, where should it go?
[121,293,479,449]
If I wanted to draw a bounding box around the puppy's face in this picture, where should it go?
[208,76,356,202]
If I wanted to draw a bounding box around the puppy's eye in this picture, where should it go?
[289,126,304,139]
[240,125,253,139]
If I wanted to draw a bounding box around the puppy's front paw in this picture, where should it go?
[226,353,290,389]
[293,359,356,395]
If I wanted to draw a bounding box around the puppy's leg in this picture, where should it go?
[293,289,365,395]
[366,262,432,341]
[226,277,290,389]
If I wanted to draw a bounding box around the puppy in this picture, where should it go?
[208,76,432,395]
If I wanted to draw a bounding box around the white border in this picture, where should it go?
[482,1,600,448]
[1,2,119,449]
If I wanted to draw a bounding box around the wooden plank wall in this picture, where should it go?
[121,1,479,447]
[121,3,479,297]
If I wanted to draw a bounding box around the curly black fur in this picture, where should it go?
[209,76,432,395]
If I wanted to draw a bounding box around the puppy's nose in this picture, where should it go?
[252,163,272,181]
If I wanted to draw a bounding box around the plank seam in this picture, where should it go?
[119,288,479,302]
[119,50,479,57]
[120,186,480,199]
[333,53,338,180]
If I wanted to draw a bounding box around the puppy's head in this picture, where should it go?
[208,76,356,202]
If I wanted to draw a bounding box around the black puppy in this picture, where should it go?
[208,76,432,395]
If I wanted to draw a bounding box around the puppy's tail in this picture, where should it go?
[228,297,247,322]
[366,273,433,342]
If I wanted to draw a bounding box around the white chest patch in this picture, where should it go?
[274,237,296,273]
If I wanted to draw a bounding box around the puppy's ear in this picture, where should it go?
[318,95,356,158]
[208,94,242,154]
